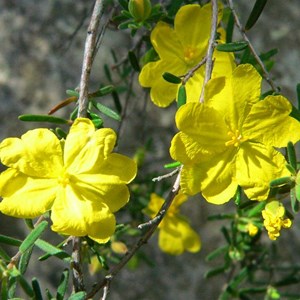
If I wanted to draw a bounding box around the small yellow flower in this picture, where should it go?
[139,3,234,107]
[170,64,300,204]
[262,200,292,240]
[0,118,137,244]
[143,193,201,255]
[247,223,259,237]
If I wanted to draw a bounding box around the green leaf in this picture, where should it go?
[18,275,34,297]
[228,267,249,290]
[68,291,86,300]
[245,0,268,31]
[164,161,181,168]
[1,276,8,300]
[104,64,112,83]
[205,265,229,278]
[18,245,34,274]
[56,269,69,300]
[0,235,22,247]
[45,288,53,300]
[24,219,34,230]
[287,141,297,172]
[206,245,229,262]
[247,201,265,217]
[92,101,121,121]
[88,112,104,128]
[0,246,10,262]
[112,90,122,114]
[19,221,48,254]
[177,85,186,108]
[32,278,43,300]
[162,72,182,84]
[226,11,234,43]
[269,176,293,188]
[216,41,248,52]
[118,0,129,10]
[35,239,70,261]
[66,89,79,97]
[55,127,67,139]
[128,51,140,72]
[290,188,299,213]
[91,85,114,98]
[289,105,300,122]
[19,115,69,124]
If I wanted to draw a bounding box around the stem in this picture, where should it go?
[85,172,181,299]
[199,0,218,103]
[71,237,85,292]
[227,0,278,92]
[77,0,105,118]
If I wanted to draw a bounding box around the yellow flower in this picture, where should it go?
[0,118,137,244]
[143,193,201,255]
[247,223,259,237]
[139,3,235,107]
[170,64,300,204]
[262,200,292,240]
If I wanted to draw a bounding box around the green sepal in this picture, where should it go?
[216,41,248,52]
[19,114,69,124]
[56,269,69,300]
[92,101,121,121]
[245,0,268,31]
[177,85,186,108]
[0,235,22,247]
[269,176,293,188]
[164,161,181,169]
[162,72,182,84]
[19,221,48,254]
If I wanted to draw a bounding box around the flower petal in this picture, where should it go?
[170,103,228,163]
[143,193,164,218]
[0,169,57,218]
[0,129,63,178]
[139,60,185,107]
[51,185,116,243]
[175,4,213,50]
[236,143,289,201]
[64,118,117,174]
[243,95,300,147]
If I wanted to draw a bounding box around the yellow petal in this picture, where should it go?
[0,129,63,178]
[0,169,57,218]
[150,22,184,61]
[51,185,116,243]
[179,219,201,253]
[65,118,117,174]
[171,103,228,163]
[236,143,289,201]
[143,193,164,218]
[207,64,261,130]
[243,95,300,147]
[174,3,215,50]
[139,60,185,107]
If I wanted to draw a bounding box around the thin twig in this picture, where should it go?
[199,0,218,103]
[85,172,181,299]
[101,276,111,300]
[152,167,180,182]
[71,237,85,292]
[77,0,105,118]
[182,56,207,85]
[227,0,278,92]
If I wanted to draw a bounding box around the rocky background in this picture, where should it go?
[0,1,300,299]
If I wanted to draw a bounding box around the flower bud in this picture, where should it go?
[128,0,152,22]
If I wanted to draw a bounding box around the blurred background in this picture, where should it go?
[0,1,300,299]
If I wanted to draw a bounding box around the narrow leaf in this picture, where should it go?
[177,85,186,108]
[112,90,122,114]
[228,267,249,290]
[56,269,69,300]
[164,161,181,168]
[226,11,234,43]
[0,235,22,247]
[92,101,121,121]
[0,246,10,262]
[269,176,293,187]
[68,292,86,300]
[287,141,297,172]
[162,72,182,84]
[216,41,248,52]
[66,89,79,97]
[128,51,140,72]
[32,278,43,300]
[245,0,268,31]
[205,265,229,278]
[55,128,67,139]
[19,115,69,124]
[18,245,34,274]
[206,245,229,262]
[289,105,300,122]
[90,85,114,98]
[19,221,48,254]
[247,201,265,218]
[18,275,34,297]
[35,239,70,261]
[290,188,299,213]
[24,219,34,230]
[1,277,8,300]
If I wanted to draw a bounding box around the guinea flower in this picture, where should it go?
[139,3,234,107]
[0,118,137,244]
[143,193,201,255]
[170,64,300,204]
[262,200,292,240]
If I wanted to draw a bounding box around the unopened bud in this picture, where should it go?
[128,0,152,22]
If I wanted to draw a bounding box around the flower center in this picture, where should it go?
[225,130,247,147]
[58,170,70,187]
[183,46,198,65]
